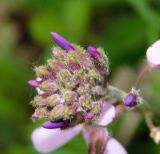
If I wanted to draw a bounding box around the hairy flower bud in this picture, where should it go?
[48,59,65,72]
[124,88,140,108]
[40,80,58,92]
[49,104,65,121]
[47,94,61,107]
[63,103,78,120]
[79,95,92,110]
[63,91,77,105]
[31,95,47,107]
[35,66,51,77]
[35,107,49,118]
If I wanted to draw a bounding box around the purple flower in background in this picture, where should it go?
[146,40,160,70]
[29,32,127,154]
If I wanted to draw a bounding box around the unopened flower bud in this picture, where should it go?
[124,88,140,108]
[150,127,160,144]
[57,69,72,84]
[87,46,101,60]
[77,84,90,95]
[48,59,65,72]
[52,50,66,60]
[31,95,47,107]
[79,95,91,110]
[49,104,65,121]
[35,107,49,118]
[66,53,81,70]
[63,103,78,120]
[51,32,74,51]
[47,94,61,107]
[35,66,50,77]
[124,94,137,107]
[57,70,75,89]
[87,70,100,85]
[73,69,84,84]
[146,40,160,70]
[40,80,58,92]
[87,46,109,74]
[91,102,101,115]
[64,91,77,105]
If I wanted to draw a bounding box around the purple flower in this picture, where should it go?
[146,40,160,70]
[29,32,127,153]
[51,32,74,51]
[29,32,110,124]
[32,103,127,154]
[124,94,137,107]
[87,46,101,59]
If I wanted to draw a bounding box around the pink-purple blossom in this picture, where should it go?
[29,32,127,154]
[32,124,127,154]
[146,40,160,70]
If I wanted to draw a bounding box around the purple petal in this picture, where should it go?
[31,125,82,153]
[32,113,40,119]
[96,102,116,126]
[104,138,127,154]
[87,46,101,59]
[51,32,74,51]
[28,80,40,88]
[42,121,68,129]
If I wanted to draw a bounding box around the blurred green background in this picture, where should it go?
[1,0,160,153]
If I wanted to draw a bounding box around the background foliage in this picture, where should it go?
[0,0,160,153]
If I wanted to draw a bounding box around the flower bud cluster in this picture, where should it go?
[29,33,109,126]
